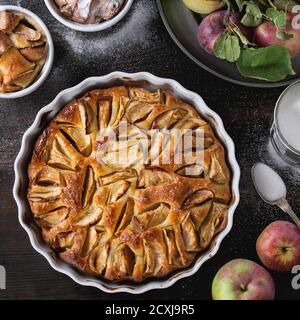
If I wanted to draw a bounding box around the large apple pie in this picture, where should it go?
[27,86,231,281]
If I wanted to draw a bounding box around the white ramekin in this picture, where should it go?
[44,0,134,32]
[0,5,54,100]
[13,72,240,294]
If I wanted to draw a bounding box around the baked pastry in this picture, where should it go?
[27,86,231,282]
[0,11,48,94]
[54,0,125,24]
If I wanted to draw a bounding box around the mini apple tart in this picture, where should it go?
[0,11,48,94]
[54,0,125,24]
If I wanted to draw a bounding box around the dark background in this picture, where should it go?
[0,0,299,300]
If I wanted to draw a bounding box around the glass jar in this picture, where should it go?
[270,80,300,167]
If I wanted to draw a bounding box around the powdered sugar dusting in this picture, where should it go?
[51,0,156,56]
[76,0,93,20]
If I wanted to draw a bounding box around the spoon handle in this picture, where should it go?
[277,199,300,228]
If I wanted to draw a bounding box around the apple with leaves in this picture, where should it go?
[256,221,300,272]
[197,10,250,57]
[196,4,296,81]
[254,13,300,57]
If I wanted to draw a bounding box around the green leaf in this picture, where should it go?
[266,7,286,28]
[276,30,294,40]
[241,1,263,26]
[273,0,298,12]
[214,32,241,62]
[235,0,245,11]
[236,46,295,82]
[228,22,254,46]
[265,8,292,40]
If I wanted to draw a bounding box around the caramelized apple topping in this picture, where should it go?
[0,11,21,33]
[28,86,232,282]
[0,11,47,94]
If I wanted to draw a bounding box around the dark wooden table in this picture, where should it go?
[0,0,299,300]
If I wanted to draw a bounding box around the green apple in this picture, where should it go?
[183,0,225,15]
[212,259,275,300]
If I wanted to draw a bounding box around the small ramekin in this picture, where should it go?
[13,72,240,294]
[0,5,54,100]
[44,0,134,32]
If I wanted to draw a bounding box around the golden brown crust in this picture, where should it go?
[27,86,232,282]
[0,11,47,93]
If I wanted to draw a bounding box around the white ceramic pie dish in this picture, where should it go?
[13,71,240,294]
[44,0,134,32]
[0,5,54,99]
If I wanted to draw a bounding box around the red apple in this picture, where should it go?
[256,220,300,272]
[198,10,250,55]
[254,13,300,57]
[212,259,275,300]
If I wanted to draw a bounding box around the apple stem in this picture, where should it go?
[240,284,247,292]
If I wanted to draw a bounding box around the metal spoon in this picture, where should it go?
[251,162,300,228]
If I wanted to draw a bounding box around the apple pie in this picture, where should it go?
[0,11,48,94]
[27,86,232,282]
[54,0,125,24]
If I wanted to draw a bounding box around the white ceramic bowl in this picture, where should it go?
[44,0,134,32]
[0,5,54,100]
[13,72,240,294]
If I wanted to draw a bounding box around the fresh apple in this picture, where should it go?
[254,13,300,57]
[212,259,275,300]
[256,220,300,272]
[198,10,249,55]
[183,0,225,15]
